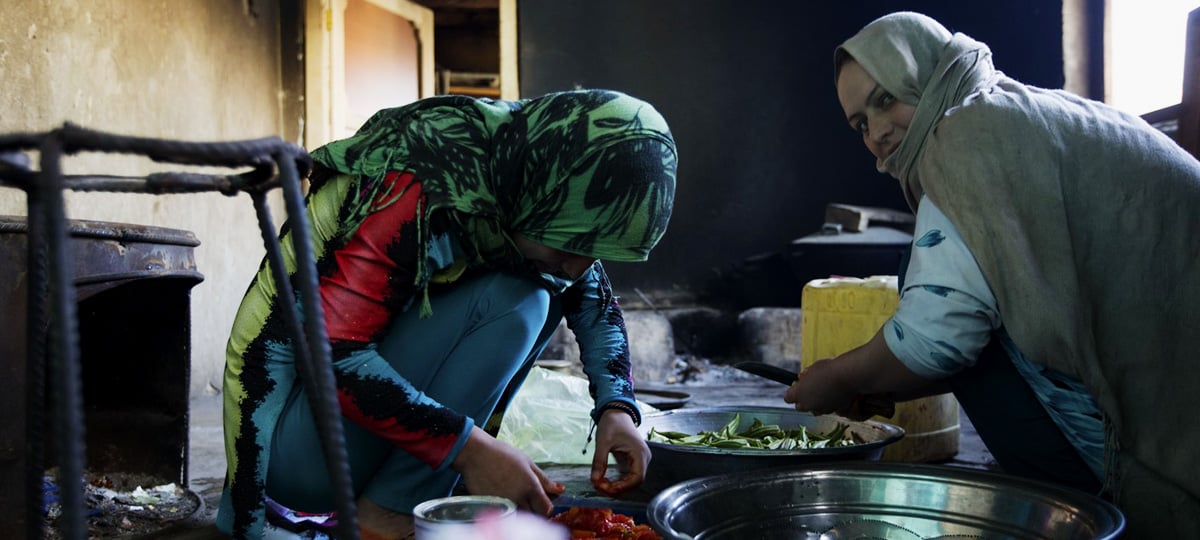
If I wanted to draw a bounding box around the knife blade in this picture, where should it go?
[734,361,896,419]
[734,361,802,385]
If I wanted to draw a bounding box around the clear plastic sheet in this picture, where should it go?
[496,367,658,465]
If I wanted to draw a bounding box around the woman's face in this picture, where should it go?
[511,232,597,281]
[836,59,916,166]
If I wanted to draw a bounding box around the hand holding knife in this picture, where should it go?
[734,361,896,419]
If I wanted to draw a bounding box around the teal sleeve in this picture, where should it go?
[561,262,640,424]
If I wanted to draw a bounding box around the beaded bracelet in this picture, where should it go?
[598,400,642,426]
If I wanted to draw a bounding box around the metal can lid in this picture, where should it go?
[412,495,516,524]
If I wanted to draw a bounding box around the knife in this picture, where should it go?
[734,361,896,419]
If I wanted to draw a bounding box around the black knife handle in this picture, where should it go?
[733,361,797,385]
[853,396,896,419]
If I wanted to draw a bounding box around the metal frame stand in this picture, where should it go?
[0,123,360,540]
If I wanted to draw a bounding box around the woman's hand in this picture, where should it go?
[784,327,936,419]
[784,357,859,416]
[590,408,651,496]
[452,425,565,516]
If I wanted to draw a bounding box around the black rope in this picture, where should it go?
[274,152,360,539]
[248,191,363,538]
[58,123,309,172]
[0,124,309,194]
[23,148,50,540]
[39,133,88,540]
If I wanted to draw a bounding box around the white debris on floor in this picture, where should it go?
[42,473,200,539]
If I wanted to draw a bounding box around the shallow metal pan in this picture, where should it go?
[648,461,1124,539]
[638,406,904,490]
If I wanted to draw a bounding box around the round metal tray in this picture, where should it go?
[648,462,1125,539]
[638,406,905,491]
[635,387,693,410]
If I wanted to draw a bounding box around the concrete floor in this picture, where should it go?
[100,368,998,538]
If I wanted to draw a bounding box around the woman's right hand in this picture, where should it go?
[785,356,859,416]
[785,327,936,418]
[451,425,565,516]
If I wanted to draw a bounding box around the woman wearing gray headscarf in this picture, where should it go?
[785,11,1200,537]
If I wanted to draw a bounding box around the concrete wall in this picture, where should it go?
[0,0,298,397]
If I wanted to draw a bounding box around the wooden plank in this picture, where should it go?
[824,203,914,233]
[447,85,502,97]
[1178,7,1200,159]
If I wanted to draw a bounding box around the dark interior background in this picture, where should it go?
[518,1,1065,306]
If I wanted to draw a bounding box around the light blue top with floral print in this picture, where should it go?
[884,196,1105,480]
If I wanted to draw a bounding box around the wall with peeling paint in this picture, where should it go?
[0,0,301,398]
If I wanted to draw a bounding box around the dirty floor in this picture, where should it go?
[49,364,997,538]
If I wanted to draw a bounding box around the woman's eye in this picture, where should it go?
[878,92,895,108]
[855,119,868,134]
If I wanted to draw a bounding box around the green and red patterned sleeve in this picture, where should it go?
[308,169,472,469]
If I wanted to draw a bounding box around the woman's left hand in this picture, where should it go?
[590,408,650,496]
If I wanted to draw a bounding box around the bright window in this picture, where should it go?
[1107,0,1198,114]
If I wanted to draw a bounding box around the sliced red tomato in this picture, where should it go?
[549,507,662,540]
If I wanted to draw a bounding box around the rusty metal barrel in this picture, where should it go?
[0,216,204,520]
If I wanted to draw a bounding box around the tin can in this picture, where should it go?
[412,495,516,540]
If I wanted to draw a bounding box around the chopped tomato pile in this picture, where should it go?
[549,507,661,540]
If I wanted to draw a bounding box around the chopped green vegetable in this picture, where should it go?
[647,413,858,450]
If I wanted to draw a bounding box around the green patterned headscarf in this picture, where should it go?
[309,90,677,274]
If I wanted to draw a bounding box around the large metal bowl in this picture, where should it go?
[647,462,1125,539]
[638,406,904,490]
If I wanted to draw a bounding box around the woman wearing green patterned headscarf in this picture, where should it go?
[217,89,677,539]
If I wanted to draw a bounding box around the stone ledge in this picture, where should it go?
[540,305,808,384]
[736,307,803,374]
[541,310,677,384]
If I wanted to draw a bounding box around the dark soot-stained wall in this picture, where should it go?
[519,1,1064,301]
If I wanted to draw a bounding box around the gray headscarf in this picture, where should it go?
[835,11,1000,209]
